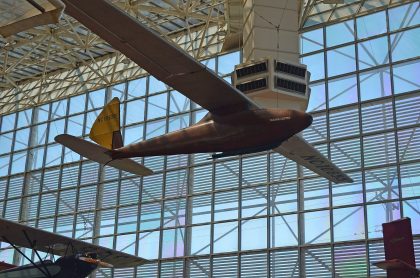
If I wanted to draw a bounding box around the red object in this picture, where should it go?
[0,261,15,271]
[374,218,419,278]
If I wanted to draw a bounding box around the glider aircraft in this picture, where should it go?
[55,0,352,184]
[0,218,147,278]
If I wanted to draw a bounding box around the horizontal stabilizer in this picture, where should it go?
[274,135,353,184]
[55,134,153,176]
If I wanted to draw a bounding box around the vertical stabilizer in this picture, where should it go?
[89,97,123,150]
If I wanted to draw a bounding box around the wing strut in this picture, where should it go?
[22,230,53,278]
[1,235,53,278]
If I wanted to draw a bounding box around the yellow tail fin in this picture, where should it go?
[89,97,123,150]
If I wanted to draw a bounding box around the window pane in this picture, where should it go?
[161,228,184,258]
[358,36,389,70]
[328,75,358,108]
[403,199,420,234]
[241,186,267,218]
[11,151,27,174]
[302,52,325,81]
[327,45,356,77]
[390,28,420,62]
[400,162,420,198]
[307,82,326,112]
[45,144,62,167]
[360,67,392,101]
[163,199,186,227]
[271,214,298,247]
[127,77,146,99]
[68,94,86,115]
[357,11,387,39]
[124,124,144,145]
[214,190,238,221]
[393,60,420,94]
[270,181,298,214]
[302,177,329,210]
[333,206,365,242]
[241,218,267,250]
[190,194,211,224]
[326,19,354,47]
[48,119,65,143]
[330,144,355,175]
[169,91,190,115]
[51,100,67,119]
[361,100,394,133]
[363,132,396,167]
[14,128,29,151]
[111,83,126,100]
[87,89,105,110]
[304,210,330,244]
[332,172,363,206]
[145,119,166,139]
[17,109,32,128]
[213,221,238,253]
[0,132,13,155]
[140,202,161,231]
[329,106,359,139]
[201,57,216,71]
[36,104,50,123]
[218,51,240,76]
[190,224,211,255]
[138,231,160,260]
[149,76,168,94]
[147,93,167,120]
[389,2,420,31]
[301,29,324,54]
[125,99,145,125]
[365,167,399,202]
[66,114,84,137]
[0,155,10,176]
[168,114,189,133]
[367,202,400,238]
[1,113,16,132]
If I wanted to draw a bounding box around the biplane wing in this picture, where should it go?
[0,218,148,268]
[0,262,15,272]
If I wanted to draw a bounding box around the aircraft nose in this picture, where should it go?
[292,110,313,127]
[305,113,313,126]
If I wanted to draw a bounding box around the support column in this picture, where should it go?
[91,89,111,278]
[242,0,300,63]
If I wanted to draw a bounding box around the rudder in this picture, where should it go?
[90,97,123,150]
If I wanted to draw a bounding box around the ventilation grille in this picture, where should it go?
[236,61,268,78]
[275,61,306,78]
[275,78,307,94]
[236,78,267,93]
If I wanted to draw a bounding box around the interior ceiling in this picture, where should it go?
[0,0,414,114]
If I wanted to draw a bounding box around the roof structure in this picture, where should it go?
[0,0,415,114]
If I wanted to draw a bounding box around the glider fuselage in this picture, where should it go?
[112,108,313,159]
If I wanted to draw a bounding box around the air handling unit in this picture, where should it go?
[230,0,311,112]
[232,58,311,112]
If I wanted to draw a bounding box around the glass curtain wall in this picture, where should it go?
[0,2,419,277]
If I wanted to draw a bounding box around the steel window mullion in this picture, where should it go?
[322,19,337,277]
[386,6,405,223]
[266,152,271,278]
[353,12,371,277]
[209,156,216,278]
